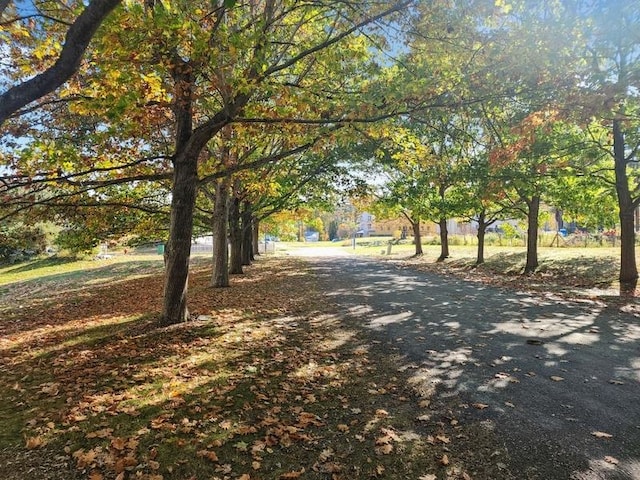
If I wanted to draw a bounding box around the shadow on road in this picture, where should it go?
[307,256,640,480]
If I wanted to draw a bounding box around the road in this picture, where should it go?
[289,247,640,479]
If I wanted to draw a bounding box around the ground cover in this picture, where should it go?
[0,254,464,480]
[1,246,637,479]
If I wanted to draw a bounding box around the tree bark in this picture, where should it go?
[476,209,487,265]
[241,202,253,266]
[412,219,423,256]
[613,118,638,287]
[437,218,449,262]
[524,195,540,274]
[252,218,260,256]
[0,0,122,125]
[229,194,243,274]
[161,62,195,325]
[211,177,230,288]
[162,155,197,324]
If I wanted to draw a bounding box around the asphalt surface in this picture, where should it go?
[290,247,640,480]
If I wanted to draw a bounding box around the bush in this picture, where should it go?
[54,228,100,254]
[0,224,47,262]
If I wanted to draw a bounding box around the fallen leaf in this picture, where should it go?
[197,449,219,462]
[238,475,250,480]
[252,461,261,470]
[319,448,334,462]
[25,436,45,449]
[337,424,350,432]
[604,456,619,464]
[419,475,436,480]
[472,403,489,410]
[88,472,104,480]
[550,376,565,382]
[504,402,515,408]
[280,468,305,479]
[609,380,625,385]
[375,443,393,455]
[111,437,127,451]
[441,454,450,465]
[234,441,248,451]
[592,431,613,439]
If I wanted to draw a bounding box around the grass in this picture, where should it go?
[1,253,473,480]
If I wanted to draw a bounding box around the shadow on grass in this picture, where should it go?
[0,257,448,480]
[2,256,79,274]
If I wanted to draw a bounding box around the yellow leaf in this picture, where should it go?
[441,454,450,465]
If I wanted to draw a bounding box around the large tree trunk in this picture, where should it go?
[211,177,230,288]
[476,209,487,265]
[524,195,540,274]
[412,220,423,256]
[437,218,449,262]
[614,119,638,288]
[241,202,253,266]
[161,63,195,325]
[229,195,243,275]
[162,156,198,324]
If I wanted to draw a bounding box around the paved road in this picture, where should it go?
[292,249,640,480]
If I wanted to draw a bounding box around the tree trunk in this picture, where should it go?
[162,156,197,324]
[211,177,230,288]
[252,218,260,256]
[614,118,638,288]
[241,202,253,266]
[437,218,449,262]
[476,209,487,265]
[524,195,540,274]
[161,63,195,325]
[229,195,243,274]
[412,220,423,256]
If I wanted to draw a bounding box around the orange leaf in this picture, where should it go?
[197,449,219,462]
[280,468,305,479]
[25,436,45,449]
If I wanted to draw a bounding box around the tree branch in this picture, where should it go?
[0,0,122,126]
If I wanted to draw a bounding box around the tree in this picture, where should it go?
[573,1,640,288]
[0,0,122,126]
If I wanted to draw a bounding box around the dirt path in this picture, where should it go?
[291,251,640,480]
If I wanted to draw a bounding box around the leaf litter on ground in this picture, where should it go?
[0,255,490,480]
